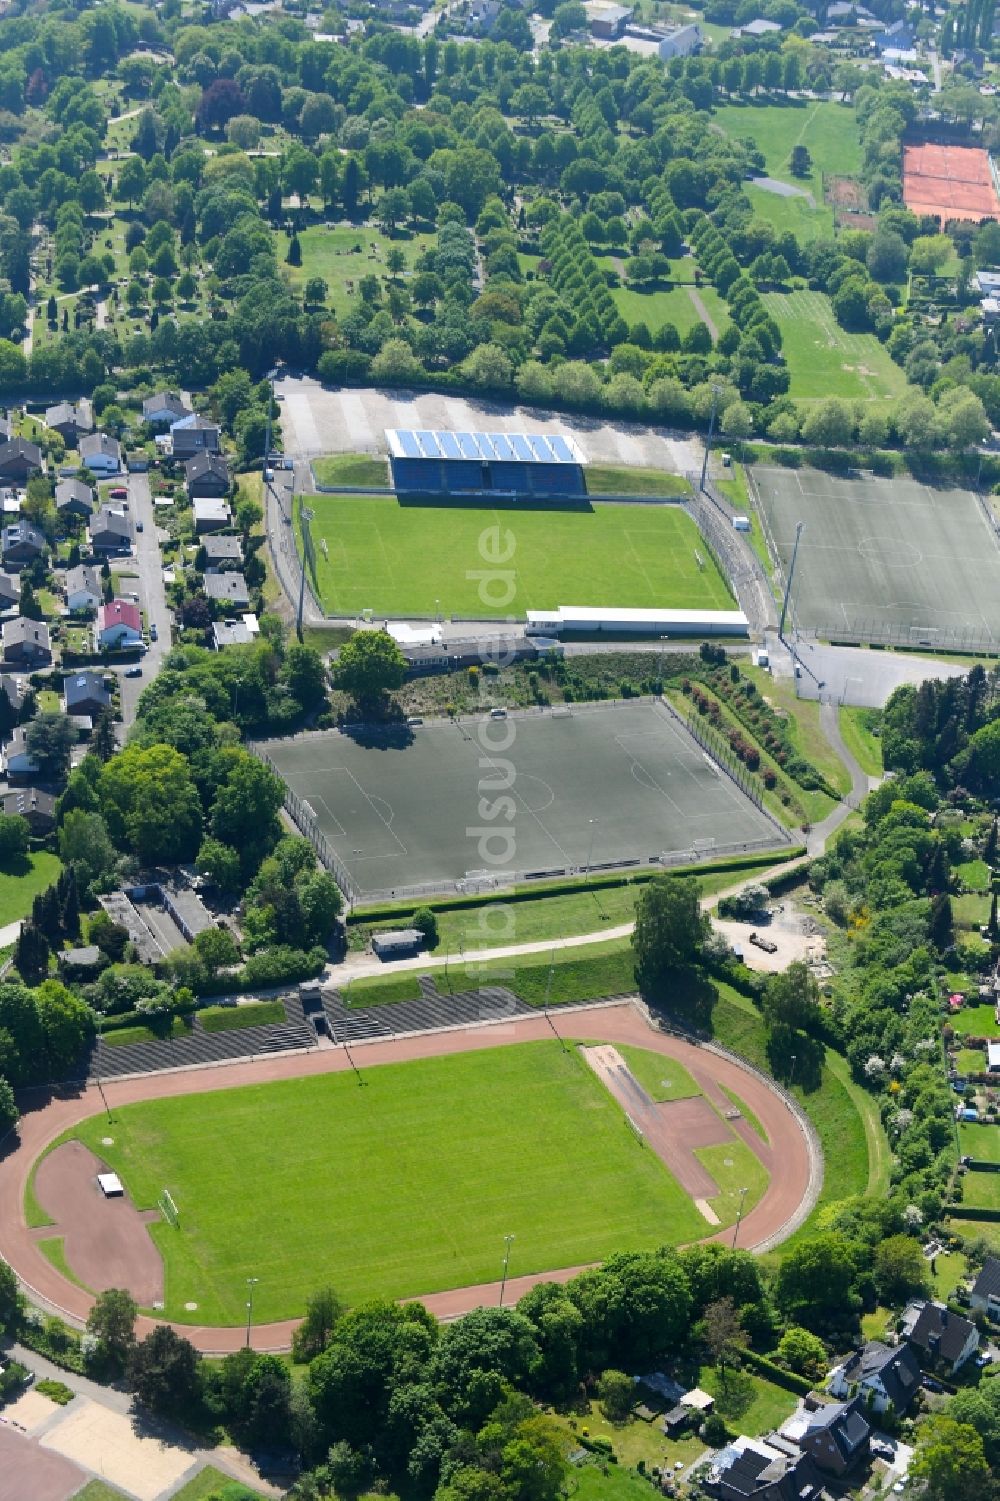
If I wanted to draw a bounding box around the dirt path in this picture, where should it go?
[686,286,719,343]
[2,1002,815,1353]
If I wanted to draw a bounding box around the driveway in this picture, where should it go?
[116,471,171,729]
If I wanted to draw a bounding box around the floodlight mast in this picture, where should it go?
[778,521,804,642]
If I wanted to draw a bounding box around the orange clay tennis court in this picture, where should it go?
[903,142,1000,223]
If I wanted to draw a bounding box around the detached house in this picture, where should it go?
[827,1340,921,1415]
[171,413,220,457]
[89,506,133,554]
[204,571,249,609]
[3,786,55,835]
[45,400,92,445]
[142,391,192,429]
[55,478,95,518]
[200,534,243,570]
[64,670,112,718]
[64,564,102,614]
[0,438,42,483]
[2,521,46,569]
[793,1398,870,1477]
[0,573,18,612]
[185,452,231,499]
[79,432,122,477]
[707,1437,823,1501]
[1,616,51,667]
[98,599,143,651]
[970,1257,1000,1319]
[904,1299,979,1375]
[3,726,38,779]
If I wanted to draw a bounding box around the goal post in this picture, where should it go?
[159,1189,180,1228]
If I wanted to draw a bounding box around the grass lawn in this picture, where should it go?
[0,851,60,928]
[959,1122,1000,1162]
[717,464,776,586]
[956,1046,986,1075]
[199,1001,286,1033]
[300,496,735,618]
[861,1307,894,1342]
[762,290,908,403]
[713,99,861,202]
[38,1236,91,1293]
[278,224,437,317]
[343,970,423,1006]
[955,1004,1000,1037]
[571,1465,665,1501]
[73,1483,132,1501]
[617,1044,702,1102]
[719,1083,768,1143]
[838,707,883,778]
[931,1250,968,1302]
[169,1467,269,1501]
[585,464,689,497]
[609,281,731,340]
[550,1397,704,1473]
[958,858,992,891]
[948,1216,1000,1253]
[743,665,851,798]
[961,1170,1000,1211]
[313,453,390,489]
[69,1041,710,1323]
[102,1017,192,1048]
[698,1363,797,1436]
[744,181,833,242]
[698,1137,769,1224]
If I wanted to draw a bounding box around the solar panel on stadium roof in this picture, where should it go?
[525,435,550,462]
[397,430,421,458]
[489,433,515,460]
[510,434,534,461]
[457,433,480,459]
[548,435,574,462]
[438,432,462,459]
[415,430,439,458]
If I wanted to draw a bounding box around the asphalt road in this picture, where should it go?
[115,471,172,729]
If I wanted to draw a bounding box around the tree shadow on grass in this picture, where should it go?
[641,967,717,1034]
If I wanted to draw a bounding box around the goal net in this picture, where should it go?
[159,1189,180,1228]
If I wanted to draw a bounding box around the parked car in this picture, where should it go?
[150,623,157,641]
[109,486,127,499]
[125,665,142,678]
[136,519,143,531]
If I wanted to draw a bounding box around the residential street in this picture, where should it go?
[116,471,171,729]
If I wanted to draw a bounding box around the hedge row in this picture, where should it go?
[740,1349,814,1395]
[948,1205,1000,1221]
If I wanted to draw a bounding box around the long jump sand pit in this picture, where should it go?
[582,1044,757,1209]
[4,1002,817,1352]
[40,1400,199,1501]
[33,1139,163,1306]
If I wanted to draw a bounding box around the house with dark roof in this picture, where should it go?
[0,572,17,612]
[79,432,121,476]
[3,726,38,779]
[3,786,55,835]
[0,437,42,482]
[0,672,24,718]
[171,413,220,457]
[185,452,231,499]
[64,670,112,718]
[707,1437,823,1501]
[827,1340,922,1414]
[1,616,50,667]
[89,506,133,554]
[55,478,95,517]
[64,564,102,614]
[142,391,191,428]
[970,1256,1000,1319]
[45,400,92,445]
[904,1299,979,1375]
[794,1398,870,1477]
[2,521,46,569]
[200,534,243,570]
[204,571,249,609]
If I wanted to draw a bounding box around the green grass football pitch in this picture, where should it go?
[258,701,781,897]
[751,464,1000,641]
[68,1042,715,1325]
[299,496,732,619]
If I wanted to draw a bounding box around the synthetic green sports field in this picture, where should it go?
[301,496,733,617]
[761,290,907,402]
[67,1042,714,1324]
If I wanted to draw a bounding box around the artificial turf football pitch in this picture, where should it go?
[67,1042,715,1325]
[300,495,734,619]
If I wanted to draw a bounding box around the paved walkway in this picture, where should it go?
[686,286,719,342]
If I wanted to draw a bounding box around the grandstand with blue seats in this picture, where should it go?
[385,428,588,501]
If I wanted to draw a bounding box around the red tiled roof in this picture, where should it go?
[99,599,141,632]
